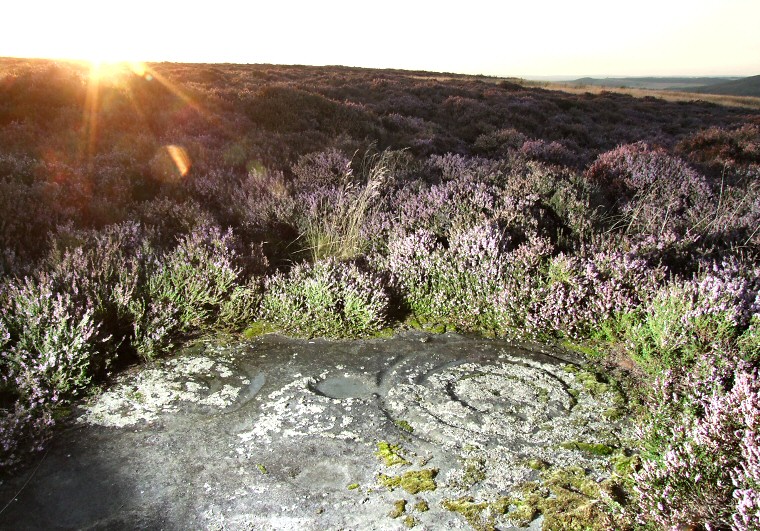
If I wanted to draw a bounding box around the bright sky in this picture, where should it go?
[2,0,758,77]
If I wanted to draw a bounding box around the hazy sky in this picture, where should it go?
[2,0,758,77]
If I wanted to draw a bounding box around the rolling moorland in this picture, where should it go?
[565,76,751,94]
[537,76,760,110]
[1,57,760,528]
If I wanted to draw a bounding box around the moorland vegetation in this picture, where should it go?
[1,58,759,529]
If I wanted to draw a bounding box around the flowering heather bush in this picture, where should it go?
[0,177,63,274]
[227,168,298,249]
[0,272,106,470]
[375,154,598,258]
[386,226,504,330]
[626,259,760,369]
[133,225,265,359]
[41,222,148,365]
[586,143,714,239]
[134,197,218,250]
[520,139,577,167]
[386,224,556,336]
[1,274,104,398]
[491,234,555,333]
[525,250,660,340]
[678,124,760,168]
[1,313,55,469]
[260,258,389,338]
[427,152,504,183]
[381,177,503,239]
[634,353,760,530]
[472,128,527,156]
[291,148,353,188]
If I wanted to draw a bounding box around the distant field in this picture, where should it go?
[525,79,760,110]
[568,76,742,91]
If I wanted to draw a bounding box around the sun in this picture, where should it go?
[76,40,149,80]
[86,57,151,82]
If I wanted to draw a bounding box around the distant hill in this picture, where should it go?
[571,76,742,91]
[689,75,760,97]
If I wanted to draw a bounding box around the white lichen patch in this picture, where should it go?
[79,354,247,428]
[198,384,242,408]
[382,348,633,495]
[235,378,336,449]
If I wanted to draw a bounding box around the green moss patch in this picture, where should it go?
[390,499,407,518]
[429,323,447,334]
[527,458,550,471]
[459,457,486,487]
[405,315,458,335]
[375,441,410,466]
[610,452,641,477]
[560,441,615,456]
[442,496,510,531]
[508,467,617,530]
[603,406,625,420]
[394,419,414,433]
[243,321,276,338]
[380,468,438,494]
[414,500,429,512]
[372,327,396,338]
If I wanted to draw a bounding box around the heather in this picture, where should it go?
[1,58,760,528]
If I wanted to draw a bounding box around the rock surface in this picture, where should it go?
[0,332,631,530]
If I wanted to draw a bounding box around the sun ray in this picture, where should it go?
[76,59,234,180]
[82,61,103,164]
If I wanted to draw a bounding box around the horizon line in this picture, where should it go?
[0,55,755,81]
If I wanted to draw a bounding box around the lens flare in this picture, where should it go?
[166,145,192,177]
[149,145,192,182]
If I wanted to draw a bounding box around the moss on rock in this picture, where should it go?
[394,419,414,433]
[414,500,429,512]
[442,496,510,531]
[509,466,617,530]
[390,499,407,518]
[375,441,410,466]
[380,468,438,494]
[560,441,615,456]
[243,321,276,338]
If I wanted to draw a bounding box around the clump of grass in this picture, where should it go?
[299,150,391,262]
